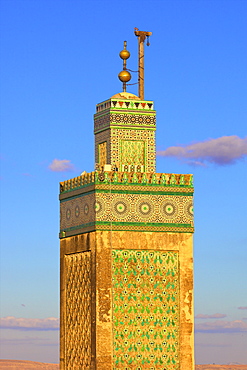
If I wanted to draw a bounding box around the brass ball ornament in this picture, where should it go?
[118,70,131,82]
[119,49,130,60]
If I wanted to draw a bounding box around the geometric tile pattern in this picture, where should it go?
[110,112,156,126]
[60,193,95,230]
[94,113,110,132]
[94,113,156,132]
[111,129,156,172]
[94,98,156,172]
[60,192,193,231]
[60,92,194,370]
[97,223,193,234]
[112,250,179,370]
[121,140,145,166]
[95,193,193,224]
[95,128,156,173]
[65,252,91,369]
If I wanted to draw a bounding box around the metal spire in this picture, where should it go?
[118,41,131,92]
[134,28,152,100]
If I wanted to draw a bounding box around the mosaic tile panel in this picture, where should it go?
[112,249,179,370]
[60,192,193,232]
[121,140,145,166]
[98,223,193,233]
[95,193,193,224]
[110,113,156,127]
[95,127,156,171]
[111,129,156,172]
[94,113,156,133]
[94,113,110,132]
[94,99,156,172]
[60,193,95,230]
[65,251,91,369]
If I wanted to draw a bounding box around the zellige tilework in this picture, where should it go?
[112,249,179,370]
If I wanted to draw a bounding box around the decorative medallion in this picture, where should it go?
[94,199,105,216]
[66,208,71,220]
[184,201,193,218]
[160,201,178,219]
[84,203,89,215]
[75,205,80,218]
[112,198,130,218]
[137,200,153,218]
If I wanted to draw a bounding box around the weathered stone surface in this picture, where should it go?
[60,230,194,369]
[60,94,194,369]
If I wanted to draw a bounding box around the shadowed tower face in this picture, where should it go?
[59,32,194,370]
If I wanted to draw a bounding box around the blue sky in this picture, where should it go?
[0,0,247,365]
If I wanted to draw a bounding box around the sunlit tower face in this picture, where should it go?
[59,30,194,370]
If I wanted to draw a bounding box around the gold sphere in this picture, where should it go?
[119,49,130,60]
[118,70,131,82]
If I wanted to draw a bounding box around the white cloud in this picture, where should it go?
[157,135,247,166]
[195,313,227,319]
[0,317,59,331]
[195,320,247,333]
[238,306,247,310]
[48,159,74,172]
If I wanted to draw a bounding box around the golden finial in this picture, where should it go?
[119,42,130,60]
[118,41,131,92]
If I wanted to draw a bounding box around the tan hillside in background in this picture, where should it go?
[196,365,247,370]
[0,360,59,369]
[0,360,246,370]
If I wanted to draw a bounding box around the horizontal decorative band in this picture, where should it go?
[95,183,193,191]
[60,189,95,202]
[110,107,155,112]
[94,126,156,134]
[60,221,193,232]
[107,125,156,130]
[94,110,156,119]
[96,221,193,228]
[61,221,95,231]
[59,224,95,238]
[95,189,193,196]
[60,222,194,238]
[60,185,193,201]
[95,99,155,114]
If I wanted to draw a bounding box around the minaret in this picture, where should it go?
[59,30,194,370]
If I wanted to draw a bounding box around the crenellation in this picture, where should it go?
[95,97,155,114]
